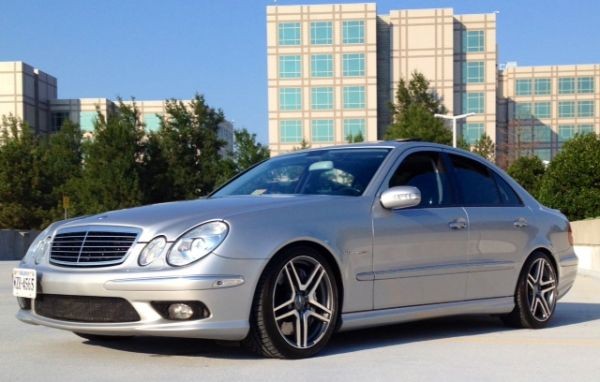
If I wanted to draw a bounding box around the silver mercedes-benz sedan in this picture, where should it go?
[13,141,578,358]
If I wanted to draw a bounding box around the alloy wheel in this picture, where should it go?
[525,257,557,322]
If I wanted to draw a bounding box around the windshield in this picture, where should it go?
[212,148,392,197]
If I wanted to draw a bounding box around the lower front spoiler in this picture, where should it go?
[16,309,249,340]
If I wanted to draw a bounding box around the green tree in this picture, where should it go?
[507,156,546,199]
[0,116,46,229]
[73,102,145,214]
[471,134,496,162]
[385,71,451,144]
[159,94,226,199]
[231,128,270,172]
[346,131,364,143]
[139,131,172,204]
[456,136,471,151]
[538,133,600,220]
[293,139,311,151]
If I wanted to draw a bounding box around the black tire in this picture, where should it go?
[501,251,558,329]
[74,332,133,342]
[243,245,340,359]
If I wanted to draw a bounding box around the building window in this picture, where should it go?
[343,119,365,139]
[558,78,575,94]
[533,124,552,143]
[558,125,575,143]
[464,62,484,83]
[515,79,532,96]
[578,77,594,93]
[51,111,70,131]
[279,88,302,111]
[311,120,334,142]
[279,56,301,78]
[515,103,532,119]
[518,126,533,143]
[311,54,333,77]
[343,86,365,109]
[535,78,551,95]
[558,101,575,118]
[579,124,594,134]
[311,87,333,110]
[343,20,364,44]
[463,30,484,53]
[278,23,301,46]
[280,120,303,143]
[578,100,594,117]
[144,113,162,132]
[342,53,365,77]
[311,21,332,45]
[463,123,484,145]
[463,92,484,114]
[79,111,97,132]
[534,149,551,162]
[534,102,551,119]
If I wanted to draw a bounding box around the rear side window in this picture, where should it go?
[493,172,522,206]
[389,151,454,207]
[449,154,501,206]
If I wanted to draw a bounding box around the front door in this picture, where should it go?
[372,150,469,309]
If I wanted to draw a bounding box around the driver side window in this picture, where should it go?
[389,151,454,207]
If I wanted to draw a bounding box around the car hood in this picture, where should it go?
[54,195,344,242]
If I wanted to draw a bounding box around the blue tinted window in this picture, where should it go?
[343,119,365,140]
[535,78,551,95]
[463,123,484,145]
[279,56,301,78]
[343,21,364,44]
[463,93,484,114]
[311,54,333,77]
[311,120,334,142]
[578,100,594,117]
[464,30,484,53]
[450,154,501,206]
[558,101,575,118]
[516,79,532,96]
[280,120,303,143]
[280,88,302,111]
[343,86,365,109]
[343,53,365,77]
[79,111,97,132]
[311,21,332,45]
[144,113,161,132]
[464,62,484,83]
[311,87,333,110]
[534,102,551,119]
[279,23,300,45]
[578,77,594,93]
[558,78,575,94]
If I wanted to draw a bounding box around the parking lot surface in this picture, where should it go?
[2,261,599,381]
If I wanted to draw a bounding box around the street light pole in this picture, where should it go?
[434,112,476,148]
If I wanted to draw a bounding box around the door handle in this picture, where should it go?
[513,217,528,228]
[448,217,467,230]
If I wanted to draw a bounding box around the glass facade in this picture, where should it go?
[280,120,303,143]
[579,124,594,134]
[535,78,551,95]
[533,124,552,143]
[342,53,365,77]
[515,103,532,119]
[464,61,484,83]
[578,77,595,93]
[311,120,334,142]
[463,92,484,114]
[79,111,97,132]
[578,100,594,117]
[342,20,364,44]
[464,30,484,53]
[311,54,333,77]
[558,101,575,118]
[343,86,365,108]
[278,23,301,45]
[279,88,302,111]
[311,21,332,45]
[534,149,551,162]
[343,119,365,139]
[558,77,575,94]
[311,87,333,110]
[279,56,301,78]
[515,79,532,96]
[463,123,484,145]
[558,125,575,143]
[144,113,161,132]
[534,102,551,119]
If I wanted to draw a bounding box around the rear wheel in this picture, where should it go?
[501,252,558,328]
[244,246,339,359]
[74,332,133,342]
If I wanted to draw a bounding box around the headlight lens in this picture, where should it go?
[167,221,229,267]
[138,236,167,266]
[24,227,52,265]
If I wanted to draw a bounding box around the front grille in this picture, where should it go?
[50,230,137,267]
[34,294,140,323]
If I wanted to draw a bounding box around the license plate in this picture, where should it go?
[13,268,37,299]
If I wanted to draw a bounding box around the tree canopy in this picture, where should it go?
[507,156,546,199]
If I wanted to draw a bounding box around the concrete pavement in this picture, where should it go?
[1,261,599,381]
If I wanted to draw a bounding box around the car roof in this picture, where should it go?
[279,140,470,155]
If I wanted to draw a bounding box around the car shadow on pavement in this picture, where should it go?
[81,302,600,359]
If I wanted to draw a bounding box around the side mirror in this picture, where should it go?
[380,186,421,209]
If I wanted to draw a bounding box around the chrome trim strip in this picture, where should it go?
[104,275,245,291]
[340,297,514,332]
[363,260,516,281]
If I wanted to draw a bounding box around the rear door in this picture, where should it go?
[447,153,535,299]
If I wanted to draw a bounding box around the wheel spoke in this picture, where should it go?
[301,263,322,291]
[538,297,550,319]
[286,262,302,290]
[274,298,295,313]
[307,309,331,324]
[302,312,309,348]
[276,309,297,322]
[308,269,326,296]
[527,279,535,290]
[530,297,538,314]
[308,297,332,315]
[531,259,542,283]
[540,277,555,287]
[295,314,302,348]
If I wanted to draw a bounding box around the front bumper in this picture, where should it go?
[16,254,267,341]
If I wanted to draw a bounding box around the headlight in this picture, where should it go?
[24,227,52,265]
[138,236,167,266]
[167,221,229,267]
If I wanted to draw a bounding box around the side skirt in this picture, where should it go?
[339,297,514,332]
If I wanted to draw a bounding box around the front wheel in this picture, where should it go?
[501,252,558,329]
[244,246,339,359]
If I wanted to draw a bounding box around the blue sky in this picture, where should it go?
[1,0,599,143]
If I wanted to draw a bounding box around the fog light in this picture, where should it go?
[168,303,194,320]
